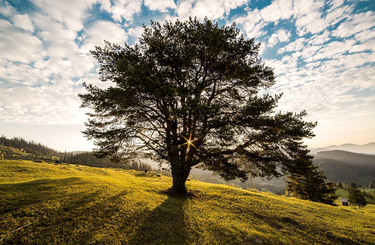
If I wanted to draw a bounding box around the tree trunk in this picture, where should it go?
[171,167,191,194]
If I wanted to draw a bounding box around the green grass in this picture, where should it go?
[335,188,375,204]
[1,160,375,244]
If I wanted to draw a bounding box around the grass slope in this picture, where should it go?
[1,160,375,244]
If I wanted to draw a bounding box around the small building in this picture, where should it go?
[341,197,349,206]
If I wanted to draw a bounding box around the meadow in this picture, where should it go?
[1,160,375,244]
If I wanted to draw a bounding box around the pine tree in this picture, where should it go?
[370,179,375,188]
[286,153,337,205]
[348,182,367,209]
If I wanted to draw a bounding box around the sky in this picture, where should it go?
[0,0,374,152]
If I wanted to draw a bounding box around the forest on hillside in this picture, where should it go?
[0,136,64,158]
[313,150,375,186]
[314,159,375,186]
[0,136,152,171]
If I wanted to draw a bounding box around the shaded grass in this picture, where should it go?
[1,160,375,244]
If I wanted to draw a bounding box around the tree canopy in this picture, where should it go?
[79,17,316,194]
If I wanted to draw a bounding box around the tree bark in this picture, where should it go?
[171,166,191,194]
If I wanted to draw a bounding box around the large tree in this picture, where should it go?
[79,17,316,194]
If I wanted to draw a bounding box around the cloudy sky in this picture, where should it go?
[0,0,374,152]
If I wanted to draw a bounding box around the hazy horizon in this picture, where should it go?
[1,122,374,152]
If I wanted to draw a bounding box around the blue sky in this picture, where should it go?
[0,0,374,152]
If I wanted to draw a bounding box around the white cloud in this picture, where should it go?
[332,11,375,38]
[325,5,351,25]
[293,0,325,35]
[354,29,375,42]
[328,0,345,10]
[259,0,294,23]
[144,0,176,12]
[304,39,357,62]
[32,15,80,60]
[99,0,142,22]
[176,1,193,20]
[277,38,306,54]
[0,58,50,86]
[12,14,34,32]
[269,47,375,121]
[80,20,128,53]
[33,14,77,43]
[177,0,247,20]
[233,9,262,37]
[0,20,44,63]
[307,30,330,46]
[237,0,354,40]
[300,45,321,60]
[32,0,95,32]
[0,85,86,124]
[0,0,14,17]
[267,29,291,47]
[350,39,375,53]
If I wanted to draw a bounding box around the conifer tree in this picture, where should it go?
[370,179,375,188]
[348,182,367,209]
[286,153,337,205]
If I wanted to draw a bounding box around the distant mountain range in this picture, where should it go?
[313,150,375,186]
[309,142,375,155]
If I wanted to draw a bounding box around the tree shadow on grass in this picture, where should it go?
[226,207,362,245]
[0,177,130,244]
[0,177,84,214]
[127,191,189,245]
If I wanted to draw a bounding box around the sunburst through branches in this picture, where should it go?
[180,134,197,150]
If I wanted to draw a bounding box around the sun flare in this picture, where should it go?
[181,134,197,150]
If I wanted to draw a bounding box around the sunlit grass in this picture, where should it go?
[1,160,375,244]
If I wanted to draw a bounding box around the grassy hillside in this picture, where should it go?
[1,160,375,244]
[0,145,59,162]
[0,145,35,160]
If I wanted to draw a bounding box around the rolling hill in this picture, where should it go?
[315,150,375,167]
[312,150,375,186]
[1,160,375,244]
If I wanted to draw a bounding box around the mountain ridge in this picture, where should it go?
[310,142,375,155]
